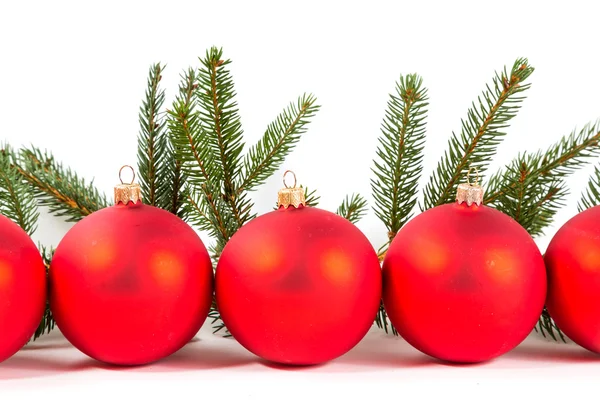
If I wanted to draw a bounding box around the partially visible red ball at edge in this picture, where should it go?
[0,214,46,363]
[545,205,600,354]
[383,203,546,363]
[216,206,382,365]
[50,203,213,366]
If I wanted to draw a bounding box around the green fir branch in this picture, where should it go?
[579,164,600,211]
[489,152,568,237]
[137,63,171,209]
[422,58,534,210]
[168,68,217,188]
[239,94,320,193]
[136,63,186,216]
[336,193,368,224]
[168,68,233,242]
[0,144,39,235]
[32,245,55,341]
[372,74,428,243]
[197,47,249,227]
[487,122,600,235]
[18,147,108,222]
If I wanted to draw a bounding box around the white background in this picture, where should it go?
[1,0,600,398]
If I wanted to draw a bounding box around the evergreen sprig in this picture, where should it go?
[487,122,600,236]
[336,193,368,224]
[18,146,108,222]
[169,67,239,257]
[137,63,168,207]
[239,94,320,193]
[197,47,250,228]
[372,74,428,245]
[174,48,321,250]
[422,58,534,210]
[137,63,188,217]
[579,163,600,211]
[0,144,38,234]
[488,152,569,237]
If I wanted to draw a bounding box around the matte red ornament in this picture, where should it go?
[545,205,600,353]
[216,172,381,365]
[0,215,46,363]
[50,167,213,366]
[382,178,546,363]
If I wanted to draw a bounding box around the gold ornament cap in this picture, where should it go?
[456,167,484,206]
[114,165,142,205]
[277,170,306,209]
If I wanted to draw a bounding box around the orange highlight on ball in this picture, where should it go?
[485,248,517,284]
[413,235,448,274]
[573,238,600,272]
[150,250,184,287]
[0,260,12,287]
[254,246,284,273]
[321,249,354,285]
[88,239,117,270]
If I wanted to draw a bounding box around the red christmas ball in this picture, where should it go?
[383,199,546,363]
[545,205,600,353]
[50,196,213,366]
[0,214,46,363]
[216,203,381,365]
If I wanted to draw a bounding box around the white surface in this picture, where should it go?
[1,326,600,399]
[2,0,600,397]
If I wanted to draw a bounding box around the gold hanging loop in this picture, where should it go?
[119,165,136,185]
[466,166,480,186]
[283,170,297,189]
